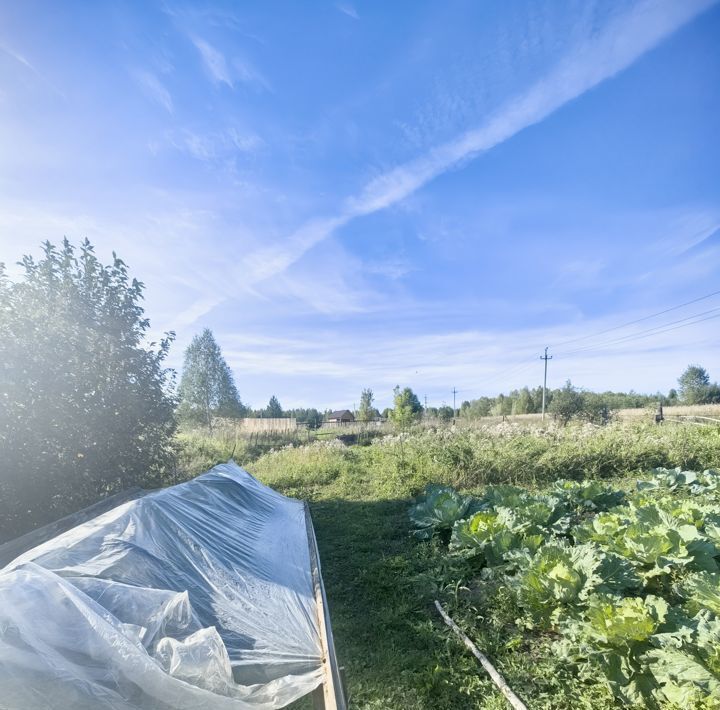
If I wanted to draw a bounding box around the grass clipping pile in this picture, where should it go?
[411,469,720,708]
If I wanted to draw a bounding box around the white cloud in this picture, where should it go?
[215,306,720,408]
[190,37,270,92]
[192,37,233,87]
[133,70,173,113]
[0,41,65,98]
[0,42,36,72]
[237,0,716,287]
[336,2,359,20]
[169,127,263,162]
[655,212,720,256]
[163,295,226,334]
[232,57,272,92]
[366,258,414,280]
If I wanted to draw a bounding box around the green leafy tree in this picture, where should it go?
[437,405,454,422]
[389,385,422,430]
[532,385,550,412]
[706,383,720,404]
[0,239,177,540]
[512,387,534,415]
[463,397,493,418]
[582,392,613,425]
[678,365,711,405]
[286,407,322,428]
[358,388,375,422]
[549,380,585,425]
[177,329,245,430]
[265,395,283,418]
[305,409,323,430]
[492,393,512,416]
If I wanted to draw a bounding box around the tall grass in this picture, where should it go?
[240,421,720,500]
[173,426,314,482]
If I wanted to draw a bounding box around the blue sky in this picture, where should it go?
[1,0,719,410]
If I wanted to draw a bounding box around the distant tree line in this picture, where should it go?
[454,365,719,424]
[458,386,660,419]
[176,341,720,433]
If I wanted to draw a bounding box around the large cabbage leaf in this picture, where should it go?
[512,542,602,627]
[449,508,543,566]
[574,503,720,580]
[678,571,720,616]
[553,479,625,512]
[408,484,473,540]
[638,467,720,497]
[646,611,720,705]
[557,594,668,706]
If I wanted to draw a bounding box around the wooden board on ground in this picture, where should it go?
[305,501,347,710]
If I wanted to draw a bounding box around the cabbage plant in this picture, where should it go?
[408,484,474,540]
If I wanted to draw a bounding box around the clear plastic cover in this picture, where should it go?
[0,462,324,709]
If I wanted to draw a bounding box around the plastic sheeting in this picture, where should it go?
[0,462,324,709]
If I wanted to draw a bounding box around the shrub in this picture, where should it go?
[0,240,176,541]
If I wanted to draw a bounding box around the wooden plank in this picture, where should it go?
[435,600,527,710]
[304,502,347,710]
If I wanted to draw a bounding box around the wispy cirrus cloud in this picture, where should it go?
[0,42,36,72]
[192,36,233,87]
[191,36,270,92]
[133,70,173,113]
[169,126,263,162]
[232,57,272,92]
[335,2,359,20]
[0,41,65,98]
[236,0,716,287]
[216,305,720,408]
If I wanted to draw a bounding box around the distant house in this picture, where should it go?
[326,409,355,424]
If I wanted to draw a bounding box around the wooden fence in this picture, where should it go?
[213,417,298,434]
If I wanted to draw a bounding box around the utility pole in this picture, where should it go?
[452,387,458,417]
[540,347,552,421]
[424,394,428,412]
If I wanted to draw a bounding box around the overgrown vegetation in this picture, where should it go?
[409,468,720,706]
[221,422,720,502]
[237,421,720,709]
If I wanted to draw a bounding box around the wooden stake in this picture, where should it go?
[434,600,527,710]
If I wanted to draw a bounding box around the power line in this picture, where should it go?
[550,288,720,349]
[461,291,720,403]
[574,311,720,354]
[557,307,720,357]
[469,358,538,388]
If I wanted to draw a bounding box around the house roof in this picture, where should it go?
[328,410,353,419]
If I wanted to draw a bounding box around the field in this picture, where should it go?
[177,419,720,709]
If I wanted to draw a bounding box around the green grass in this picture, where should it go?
[179,421,720,708]
[298,498,617,709]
